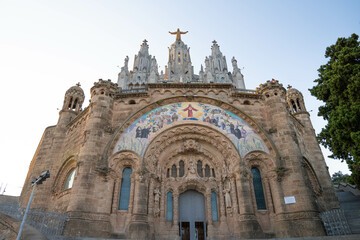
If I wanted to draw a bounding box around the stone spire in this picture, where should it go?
[164,30,194,83]
[203,41,231,83]
[118,40,159,89]
[199,64,204,82]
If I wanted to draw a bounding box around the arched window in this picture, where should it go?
[166,192,173,221]
[211,192,218,221]
[171,164,177,178]
[251,168,266,210]
[205,164,210,177]
[167,168,170,178]
[179,161,184,177]
[212,168,216,178]
[64,169,76,190]
[197,160,203,177]
[68,97,73,109]
[291,100,297,113]
[118,167,132,210]
[296,99,302,111]
[72,98,78,110]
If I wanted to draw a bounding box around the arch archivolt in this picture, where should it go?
[244,150,277,232]
[144,123,243,174]
[108,150,140,179]
[52,156,78,197]
[144,123,246,223]
[244,151,276,180]
[101,96,279,169]
[107,151,140,216]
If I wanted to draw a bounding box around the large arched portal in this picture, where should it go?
[179,190,206,240]
[108,100,277,239]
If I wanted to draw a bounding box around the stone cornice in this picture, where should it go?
[114,92,149,99]
[231,92,263,99]
[147,83,233,89]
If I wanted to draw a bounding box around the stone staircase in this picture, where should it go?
[336,191,360,234]
[51,235,360,240]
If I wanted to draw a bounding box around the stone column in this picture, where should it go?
[218,181,226,219]
[205,189,215,238]
[127,172,150,239]
[111,180,120,213]
[205,188,212,225]
[160,183,166,220]
[264,177,275,214]
[172,192,179,233]
[128,174,135,214]
[148,179,155,219]
[230,177,239,215]
[218,181,229,235]
[234,171,264,238]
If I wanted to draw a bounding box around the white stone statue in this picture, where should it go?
[124,56,129,69]
[223,181,232,208]
[231,57,238,72]
[154,188,161,203]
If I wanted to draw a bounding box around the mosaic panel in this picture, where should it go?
[113,102,269,157]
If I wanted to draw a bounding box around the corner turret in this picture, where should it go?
[91,79,118,101]
[286,86,307,114]
[62,83,84,112]
[58,83,85,126]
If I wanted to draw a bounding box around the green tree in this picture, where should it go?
[309,33,360,188]
[331,171,351,185]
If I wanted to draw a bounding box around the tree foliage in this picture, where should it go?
[309,33,360,187]
[331,171,351,185]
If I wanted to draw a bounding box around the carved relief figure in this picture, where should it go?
[186,158,198,179]
[154,188,161,217]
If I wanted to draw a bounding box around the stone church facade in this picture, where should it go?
[20,31,339,239]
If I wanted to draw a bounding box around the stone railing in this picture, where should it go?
[233,88,256,94]
[0,203,67,236]
[121,88,147,94]
[320,209,352,235]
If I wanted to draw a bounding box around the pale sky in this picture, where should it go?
[0,0,359,196]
